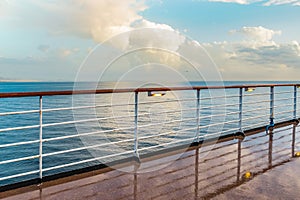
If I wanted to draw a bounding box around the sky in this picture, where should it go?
[0,0,300,81]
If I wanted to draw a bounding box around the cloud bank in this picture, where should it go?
[4,0,184,49]
[1,0,197,81]
[204,26,300,80]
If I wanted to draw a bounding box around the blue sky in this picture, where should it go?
[143,0,300,42]
[0,0,300,81]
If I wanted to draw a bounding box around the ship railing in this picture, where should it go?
[0,83,299,185]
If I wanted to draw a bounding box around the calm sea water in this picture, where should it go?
[0,81,298,186]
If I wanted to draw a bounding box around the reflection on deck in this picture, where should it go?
[1,124,300,200]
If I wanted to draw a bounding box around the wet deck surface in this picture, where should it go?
[1,125,300,200]
[214,158,300,200]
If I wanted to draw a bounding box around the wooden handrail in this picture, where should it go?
[0,83,299,98]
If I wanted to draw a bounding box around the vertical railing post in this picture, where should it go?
[294,85,297,120]
[292,85,298,157]
[194,148,199,199]
[237,88,243,182]
[134,92,139,159]
[270,86,274,121]
[39,96,43,182]
[196,89,200,142]
[292,122,296,157]
[268,87,274,167]
[268,130,273,168]
[237,139,241,182]
[133,169,138,200]
[239,88,243,131]
[266,86,275,134]
[236,88,245,182]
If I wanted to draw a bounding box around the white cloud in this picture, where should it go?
[291,40,300,56]
[264,0,300,6]
[208,0,259,4]
[3,0,187,56]
[58,48,80,58]
[230,26,281,48]
[130,19,186,52]
[6,0,146,42]
[208,0,300,6]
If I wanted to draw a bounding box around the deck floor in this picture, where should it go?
[213,158,300,200]
[1,125,300,200]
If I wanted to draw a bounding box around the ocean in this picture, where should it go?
[0,81,299,186]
